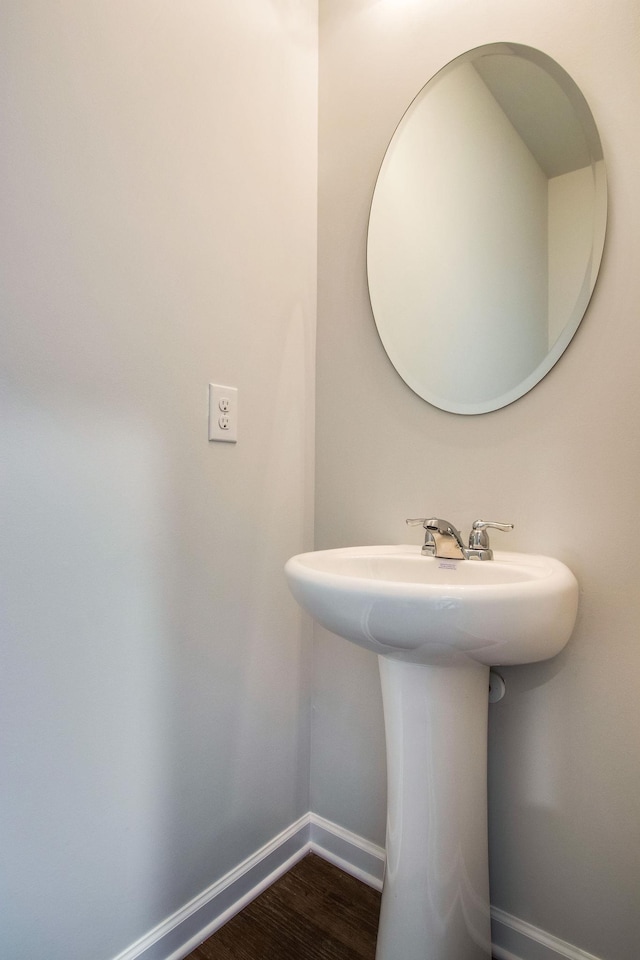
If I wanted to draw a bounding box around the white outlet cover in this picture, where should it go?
[209,383,238,442]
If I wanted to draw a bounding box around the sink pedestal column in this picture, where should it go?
[376,657,492,960]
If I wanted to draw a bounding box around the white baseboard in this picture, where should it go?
[491,907,605,960]
[110,813,603,960]
[109,812,384,960]
[110,815,312,960]
[308,812,385,891]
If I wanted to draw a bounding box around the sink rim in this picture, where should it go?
[286,543,574,594]
[285,543,579,666]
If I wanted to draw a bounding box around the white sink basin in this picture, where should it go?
[285,541,579,960]
[285,544,578,666]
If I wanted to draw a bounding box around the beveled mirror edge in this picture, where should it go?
[366,42,608,416]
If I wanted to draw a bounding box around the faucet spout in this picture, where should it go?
[406,516,514,560]
[424,518,466,559]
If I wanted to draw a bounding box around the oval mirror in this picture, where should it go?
[367,43,607,415]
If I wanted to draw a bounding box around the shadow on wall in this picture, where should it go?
[1,398,182,950]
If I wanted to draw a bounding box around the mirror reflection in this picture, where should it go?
[367,43,607,414]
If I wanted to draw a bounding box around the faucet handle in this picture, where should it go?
[468,520,514,557]
[405,518,437,555]
[407,517,461,537]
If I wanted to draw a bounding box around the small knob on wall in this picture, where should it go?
[489,671,506,703]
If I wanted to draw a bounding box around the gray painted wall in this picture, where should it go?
[315,2,640,959]
[1,3,317,958]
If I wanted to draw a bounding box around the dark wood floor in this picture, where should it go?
[185,853,381,959]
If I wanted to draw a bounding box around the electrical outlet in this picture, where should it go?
[208,384,238,442]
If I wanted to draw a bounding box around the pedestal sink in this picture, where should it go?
[285,544,578,960]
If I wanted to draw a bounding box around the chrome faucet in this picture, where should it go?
[406,517,514,560]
